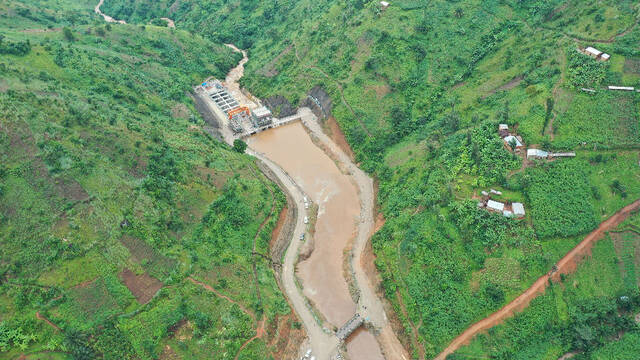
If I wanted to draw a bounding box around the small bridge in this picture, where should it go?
[238,114,302,139]
[336,313,365,341]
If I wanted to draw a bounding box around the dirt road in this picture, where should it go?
[436,199,640,360]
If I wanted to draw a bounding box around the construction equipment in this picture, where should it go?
[228,106,250,120]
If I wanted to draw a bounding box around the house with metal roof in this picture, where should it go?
[527,148,549,159]
[512,202,525,217]
[503,135,523,148]
[582,46,610,61]
[487,200,505,212]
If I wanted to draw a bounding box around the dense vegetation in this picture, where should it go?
[103,0,640,357]
[3,0,640,359]
[0,2,294,359]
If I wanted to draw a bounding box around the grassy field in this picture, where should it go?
[0,1,297,359]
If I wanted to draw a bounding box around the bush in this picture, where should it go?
[233,139,247,153]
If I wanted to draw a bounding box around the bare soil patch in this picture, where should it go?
[270,205,288,249]
[197,167,229,189]
[267,314,305,360]
[52,175,89,202]
[159,344,181,360]
[323,116,355,162]
[120,268,163,304]
[121,235,177,277]
[171,103,189,119]
[369,83,391,99]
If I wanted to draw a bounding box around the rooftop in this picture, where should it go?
[503,135,523,147]
[585,46,602,56]
[512,202,525,216]
[487,200,504,212]
[253,106,272,117]
[527,148,549,158]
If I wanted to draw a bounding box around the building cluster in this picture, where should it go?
[580,46,610,61]
[499,124,524,152]
[477,189,525,218]
[199,80,273,134]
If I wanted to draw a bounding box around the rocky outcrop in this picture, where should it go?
[301,86,332,120]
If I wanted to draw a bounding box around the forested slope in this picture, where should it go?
[0,2,297,359]
[8,0,640,358]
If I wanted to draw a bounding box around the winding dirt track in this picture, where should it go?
[436,199,640,360]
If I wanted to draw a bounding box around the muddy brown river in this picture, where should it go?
[248,123,384,360]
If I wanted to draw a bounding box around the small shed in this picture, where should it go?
[512,202,525,217]
[584,46,602,57]
[380,1,390,9]
[583,46,610,61]
[527,148,549,159]
[487,200,505,212]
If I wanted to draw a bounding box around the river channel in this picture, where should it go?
[248,123,384,360]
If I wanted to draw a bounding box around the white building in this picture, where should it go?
[583,46,610,61]
[487,200,505,212]
[527,148,549,159]
[512,202,525,217]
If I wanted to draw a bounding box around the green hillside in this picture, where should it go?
[3,0,640,359]
[96,0,640,357]
[454,213,640,359]
[0,2,294,359]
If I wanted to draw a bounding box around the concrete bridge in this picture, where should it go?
[335,313,365,341]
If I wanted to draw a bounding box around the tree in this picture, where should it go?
[62,27,75,42]
[233,139,247,153]
[454,7,464,18]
